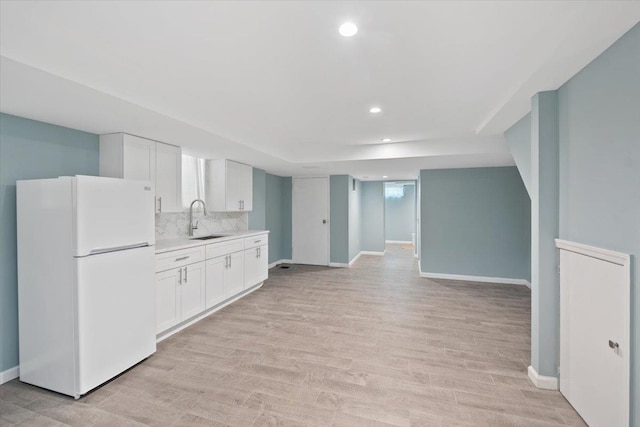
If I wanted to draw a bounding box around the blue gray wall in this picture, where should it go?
[0,113,99,372]
[530,91,560,379]
[281,177,292,260]
[557,23,640,425]
[348,178,362,261]
[248,168,266,230]
[419,167,531,281]
[330,175,349,264]
[251,169,292,264]
[505,113,532,197]
[361,182,385,252]
[384,183,416,242]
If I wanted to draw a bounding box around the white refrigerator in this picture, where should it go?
[17,175,156,399]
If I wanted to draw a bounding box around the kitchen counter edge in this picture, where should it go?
[155,230,270,254]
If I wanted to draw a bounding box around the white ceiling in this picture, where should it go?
[1,1,638,180]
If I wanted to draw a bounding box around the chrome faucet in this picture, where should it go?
[188,199,208,236]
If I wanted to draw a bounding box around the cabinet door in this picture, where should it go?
[225,251,244,297]
[239,162,253,211]
[122,134,156,183]
[205,256,226,309]
[256,244,268,283]
[156,143,182,213]
[244,245,268,289]
[225,161,244,211]
[156,269,180,334]
[180,262,205,321]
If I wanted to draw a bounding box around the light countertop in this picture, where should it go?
[155,230,269,254]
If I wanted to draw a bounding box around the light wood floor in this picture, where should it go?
[1,244,584,426]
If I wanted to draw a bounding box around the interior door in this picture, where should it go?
[293,177,329,265]
[559,242,630,427]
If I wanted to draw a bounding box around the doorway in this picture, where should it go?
[384,181,417,247]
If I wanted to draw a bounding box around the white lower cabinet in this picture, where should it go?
[244,245,268,289]
[180,262,205,320]
[155,269,181,334]
[205,251,244,309]
[155,261,205,334]
[156,233,269,336]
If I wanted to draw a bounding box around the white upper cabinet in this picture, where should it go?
[100,133,182,213]
[205,159,253,212]
[155,143,182,213]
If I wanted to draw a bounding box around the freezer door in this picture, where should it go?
[75,245,156,395]
[74,175,155,257]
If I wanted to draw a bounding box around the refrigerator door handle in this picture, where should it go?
[88,242,149,255]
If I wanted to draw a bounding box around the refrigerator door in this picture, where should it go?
[74,245,156,395]
[74,175,155,257]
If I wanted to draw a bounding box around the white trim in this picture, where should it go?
[157,283,263,343]
[329,251,370,268]
[268,259,294,269]
[413,253,418,259]
[385,240,412,244]
[349,252,362,266]
[360,251,385,256]
[528,365,558,390]
[0,365,19,385]
[420,271,531,287]
[555,239,630,266]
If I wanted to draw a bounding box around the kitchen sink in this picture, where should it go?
[190,235,227,241]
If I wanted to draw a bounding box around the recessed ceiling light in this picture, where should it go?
[339,22,358,37]
[382,175,388,178]
[369,107,382,114]
[381,138,391,142]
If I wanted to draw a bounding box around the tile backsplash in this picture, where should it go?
[155,211,248,240]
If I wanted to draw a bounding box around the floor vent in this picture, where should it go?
[280,265,292,269]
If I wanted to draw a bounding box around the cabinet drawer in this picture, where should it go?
[244,234,268,250]
[206,239,244,260]
[156,246,205,272]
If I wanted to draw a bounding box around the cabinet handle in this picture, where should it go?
[225,255,229,269]
[178,267,182,285]
[175,256,189,262]
[158,196,162,213]
[229,255,232,268]
[184,267,188,283]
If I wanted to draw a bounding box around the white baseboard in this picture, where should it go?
[385,240,412,244]
[329,262,349,268]
[0,365,19,385]
[420,271,531,287]
[329,251,375,268]
[349,252,362,266]
[528,365,558,390]
[268,259,293,269]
